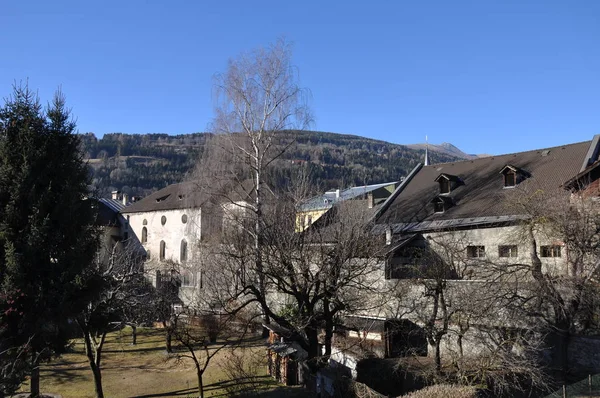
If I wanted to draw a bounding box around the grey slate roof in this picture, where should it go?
[96,198,126,226]
[121,181,208,213]
[376,139,599,228]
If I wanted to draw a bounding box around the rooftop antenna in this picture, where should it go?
[425,135,430,166]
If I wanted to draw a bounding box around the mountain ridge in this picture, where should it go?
[80,130,469,198]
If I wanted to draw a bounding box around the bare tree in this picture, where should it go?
[170,301,251,398]
[388,230,550,396]
[200,191,385,370]
[504,188,600,379]
[76,240,149,398]
[203,38,312,334]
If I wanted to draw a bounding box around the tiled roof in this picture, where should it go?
[376,139,598,227]
[121,179,272,214]
[121,181,207,213]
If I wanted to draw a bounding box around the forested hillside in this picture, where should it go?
[81,131,463,198]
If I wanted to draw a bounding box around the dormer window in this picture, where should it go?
[500,165,529,188]
[439,178,450,194]
[431,196,453,213]
[434,173,462,194]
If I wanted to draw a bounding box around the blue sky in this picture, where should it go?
[1,1,599,155]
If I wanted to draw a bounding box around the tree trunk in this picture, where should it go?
[434,339,442,374]
[91,362,104,398]
[197,370,204,398]
[131,324,137,345]
[306,325,320,370]
[82,330,105,398]
[30,352,40,398]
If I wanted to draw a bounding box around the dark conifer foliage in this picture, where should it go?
[0,84,99,396]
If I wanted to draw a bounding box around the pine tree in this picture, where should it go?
[0,83,99,397]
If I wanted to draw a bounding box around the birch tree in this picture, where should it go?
[207,38,312,333]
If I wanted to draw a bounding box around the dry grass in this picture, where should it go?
[400,384,478,398]
[17,327,309,398]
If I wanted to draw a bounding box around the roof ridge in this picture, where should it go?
[424,140,592,168]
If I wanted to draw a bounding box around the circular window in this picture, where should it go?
[181,214,188,224]
[161,215,167,225]
[143,219,147,225]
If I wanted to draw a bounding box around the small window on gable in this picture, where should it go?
[156,194,170,203]
[434,173,462,195]
[467,245,485,258]
[504,171,516,187]
[431,196,453,214]
[541,245,562,258]
[433,198,445,213]
[141,227,147,244]
[500,165,528,188]
[439,178,450,194]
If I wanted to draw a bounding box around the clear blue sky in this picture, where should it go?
[1,1,599,155]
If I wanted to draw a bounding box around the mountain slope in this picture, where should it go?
[81,131,468,198]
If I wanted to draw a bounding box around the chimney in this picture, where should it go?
[111,190,120,200]
[386,226,392,245]
[122,193,128,206]
[335,189,340,199]
[367,192,374,209]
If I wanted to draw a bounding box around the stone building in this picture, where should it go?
[337,136,600,371]
[120,181,210,306]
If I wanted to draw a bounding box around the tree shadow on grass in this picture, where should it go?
[39,366,87,385]
[131,387,197,397]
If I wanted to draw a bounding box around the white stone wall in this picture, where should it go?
[421,225,568,276]
[126,208,202,264]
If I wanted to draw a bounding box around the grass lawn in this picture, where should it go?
[17,327,311,398]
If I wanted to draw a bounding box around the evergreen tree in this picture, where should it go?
[0,84,98,397]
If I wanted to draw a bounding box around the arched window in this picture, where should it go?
[161,215,167,225]
[159,240,166,261]
[141,227,147,243]
[181,270,194,287]
[180,240,188,262]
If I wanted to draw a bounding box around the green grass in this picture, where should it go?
[18,327,310,398]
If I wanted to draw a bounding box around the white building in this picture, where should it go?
[121,181,212,305]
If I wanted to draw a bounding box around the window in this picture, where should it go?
[439,178,450,194]
[541,245,562,257]
[161,215,167,225]
[499,245,518,258]
[181,214,188,224]
[180,240,187,262]
[143,219,148,225]
[306,215,312,226]
[141,227,147,244]
[156,194,170,203]
[504,171,516,187]
[181,270,194,287]
[467,246,485,258]
[433,200,445,213]
[159,240,166,261]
